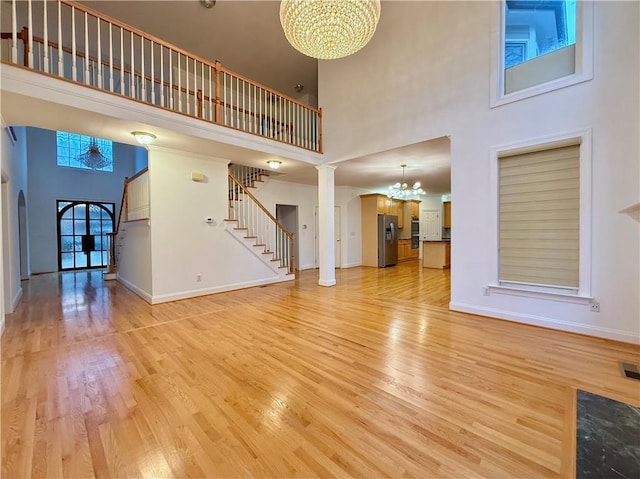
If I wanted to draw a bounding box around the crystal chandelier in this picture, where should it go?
[279,0,381,60]
[77,137,111,170]
[388,164,425,199]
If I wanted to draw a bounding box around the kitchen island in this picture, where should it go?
[423,240,451,269]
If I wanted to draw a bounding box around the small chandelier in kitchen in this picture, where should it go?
[76,137,111,170]
[279,0,381,60]
[388,164,425,199]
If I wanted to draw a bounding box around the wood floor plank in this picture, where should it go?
[2,264,639,478]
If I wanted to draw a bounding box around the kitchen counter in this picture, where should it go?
[423,240,451,269]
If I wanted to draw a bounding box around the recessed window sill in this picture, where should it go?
[487,284,593,304]
[490,72,592,109]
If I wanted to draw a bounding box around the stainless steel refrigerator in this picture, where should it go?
[378,214,398,267]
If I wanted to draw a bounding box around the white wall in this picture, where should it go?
[253,179,318,270]
[1,123,28,317]
[116,220,152,302]
[26,127,140,273]
[319,2,640,342]
[148,148,283,303]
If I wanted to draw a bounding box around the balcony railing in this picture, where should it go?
[0,0,322,153]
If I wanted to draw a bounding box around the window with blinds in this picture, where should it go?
[499,142,580,289]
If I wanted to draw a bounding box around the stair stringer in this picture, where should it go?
[224,220,293,283]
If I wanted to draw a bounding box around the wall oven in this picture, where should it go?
[411,218,419,249]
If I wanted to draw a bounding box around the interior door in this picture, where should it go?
[57,201,115,270]
[421,210,441,240]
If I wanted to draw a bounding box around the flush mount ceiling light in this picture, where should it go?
[131,131,156,145]
[388,164,425,199]
[279,0,381,60]
[77,137,111,170]
[200,0,216,8]
[267,160,282,169]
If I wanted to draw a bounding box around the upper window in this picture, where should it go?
[504,0,576,69]
[491,0,592,107]
[56,131,113,172]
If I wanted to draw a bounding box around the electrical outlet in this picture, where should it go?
[483,287,490,296]
[196,274,202,282]
[590,302,600,313]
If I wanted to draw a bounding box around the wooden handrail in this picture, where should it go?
[51,0,320,114]
[228,169,293,241]
[126,166,148,185]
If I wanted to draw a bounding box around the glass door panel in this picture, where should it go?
[57,200,115,271]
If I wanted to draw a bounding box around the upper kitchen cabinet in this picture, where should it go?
[362,194,405,228]
[443,201,452,227]
[409,200,420,218]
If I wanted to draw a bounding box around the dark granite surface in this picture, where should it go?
[576,390,640,479]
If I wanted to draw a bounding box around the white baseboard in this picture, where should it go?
[150,275,294,304]
[117,275,153,304]
[449,302,640,345]
[11,287,23,312]
[318,279,337,287]
[342,262,362,269]
[0,317,5,336]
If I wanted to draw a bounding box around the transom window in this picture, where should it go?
[56,131,113,172]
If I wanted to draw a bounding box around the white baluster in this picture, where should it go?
[57,0,62,76]
[140,37,145,101]
[11,0,17,64]
[27,0,33,68]
[130,31,134,98]
[201,62,205,118]
[96,17,102,88]
[177,53,182,112]
[208,65,213,121]
[43,0,49,72]
[119,27,124,95]
[223,72,227,125]
[151,41,156,105]
[71,6,77,81]
[108,23,113,92]
[83,12,89,84]
[169,49,173,109]
[160,45,165,107]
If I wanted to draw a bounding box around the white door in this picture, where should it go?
[421,210,441,240]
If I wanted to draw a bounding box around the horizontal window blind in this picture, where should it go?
[499,143,580,288]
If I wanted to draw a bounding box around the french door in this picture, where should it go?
[57,200,115,270]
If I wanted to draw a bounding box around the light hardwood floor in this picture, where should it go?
[2,262,638,478]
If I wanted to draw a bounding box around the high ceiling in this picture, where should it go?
[61,1,452,194]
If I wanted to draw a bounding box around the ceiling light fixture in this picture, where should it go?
[388,164,425,199]
[267,160,282,169]
[200,0,216,8]
[131,131,156,145]
[76,137,111,170]
[279,0,381,60]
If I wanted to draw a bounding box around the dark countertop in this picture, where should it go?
[422,240,451,243]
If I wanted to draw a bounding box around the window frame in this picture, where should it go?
[56,131,114,173]
[490,0,594,108]
[487,128,593,302]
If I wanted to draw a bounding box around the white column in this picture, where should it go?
[316,164,336,287]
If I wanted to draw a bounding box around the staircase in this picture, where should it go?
[226,165,295,280]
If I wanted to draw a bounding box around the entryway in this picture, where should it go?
[56,200,114,270]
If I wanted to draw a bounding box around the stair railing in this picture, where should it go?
[1,0,322,153]
[106,167,149,274]
[228,169,295,274]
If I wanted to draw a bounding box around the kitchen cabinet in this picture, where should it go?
[423,241,451,269]
[409,200,420,218]
[443,201,452,228]
[363,194,404,228]
[398,239,419,262]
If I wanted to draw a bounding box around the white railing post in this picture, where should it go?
[160,45,165,107]
[27,0,33,68]
[109,23,114,92]
[11,0,17,64]
[119,27,124,95]
[96,17,102,88]
[140,36,146,101]
[57,0,62,76]
[43,0,49,73]
[83,12,89,84]
[71,5,77,81]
